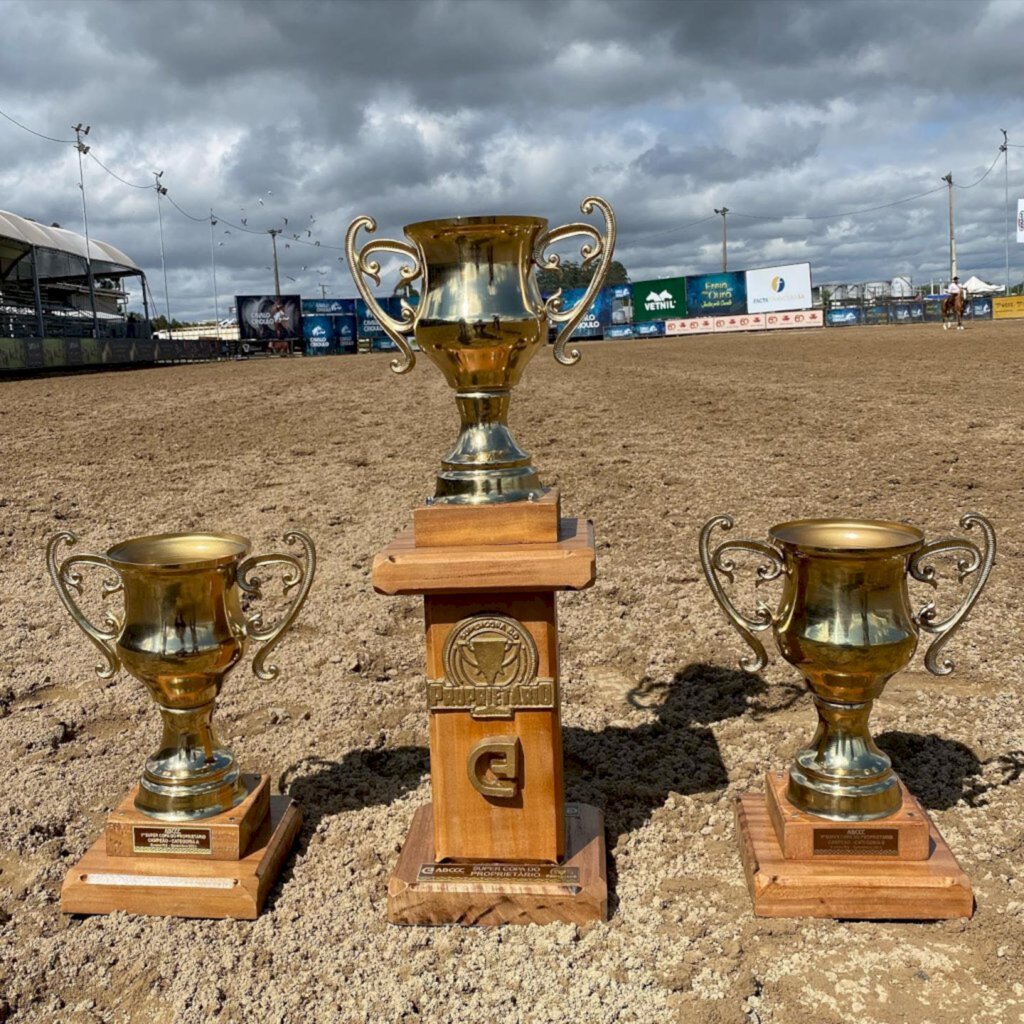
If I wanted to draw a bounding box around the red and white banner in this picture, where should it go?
[665,317,715,335]
[763,309,823,330]
[713,313,766,333]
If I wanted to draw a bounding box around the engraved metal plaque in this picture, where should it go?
[431,613,552,719]
[813,828,899,857]
[132,825,213,856]
[417,862,580,888]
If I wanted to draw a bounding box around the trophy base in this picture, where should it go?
[433,466,545,505]
[61,778,301,920]
[414,487,560,546]
[387,802,607,926]
[735,783,973,919]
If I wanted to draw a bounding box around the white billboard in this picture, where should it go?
[745,262,813,313]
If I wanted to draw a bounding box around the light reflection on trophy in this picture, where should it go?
[699,513,995,919]
[345,198,616,503]
[47,529,315,918]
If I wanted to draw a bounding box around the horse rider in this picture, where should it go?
[944,276,966,331]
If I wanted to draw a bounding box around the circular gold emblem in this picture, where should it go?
[442,614,538,689]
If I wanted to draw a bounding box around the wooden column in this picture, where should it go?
[372,492,607,925]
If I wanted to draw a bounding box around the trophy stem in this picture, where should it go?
[787,693,901,821]
[136,699,246,820]
[434,389,544,505]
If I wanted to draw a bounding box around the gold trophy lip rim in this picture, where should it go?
[105,531,252,571]
[768,518,926,557]
[403,213,549,234]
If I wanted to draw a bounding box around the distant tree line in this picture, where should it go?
[536,259,629,293]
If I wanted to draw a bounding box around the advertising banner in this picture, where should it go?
[764,309,823,329]
[890,301,924,323]
[712,313,766,333]
[302,298,356,315]
[558,285,613,338]
[686,272,746,316]
[969,297,993,320]
[634,320,665,337]
[605,324,635,339]
[745,263,813,313]
[825,307,863,326]
[1018,199,1024,243]
[336,314,357,351]
[610,284,633,326]
[993,295,1024,319]
[864,304,889,325]
[631,277,687,322]
[236,295,302,347]
[356,297,393,340]
[923,299,944,322]
[665,316,715,336]
[303,315,335,355]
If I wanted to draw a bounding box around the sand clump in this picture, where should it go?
[0,322,1022,1022]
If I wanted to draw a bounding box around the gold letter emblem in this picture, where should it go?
[467,736,521,799]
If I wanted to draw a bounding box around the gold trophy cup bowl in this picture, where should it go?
[47,530,316,820]
[699,514,995,821]
[345,197,616,503]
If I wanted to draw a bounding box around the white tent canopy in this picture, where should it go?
[956,275,1004,294]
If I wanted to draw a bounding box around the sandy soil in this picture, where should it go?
[0,320,1022,1024]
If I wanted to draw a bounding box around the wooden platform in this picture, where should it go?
[388,802,607,926]
[61,796,301,920]
[372,518,596,595]
[735,793,973,919]
[106,774,270,861]
[764,770,930,861]
[414,488,561,547]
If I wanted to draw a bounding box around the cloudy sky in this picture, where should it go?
[2,0,1023,320]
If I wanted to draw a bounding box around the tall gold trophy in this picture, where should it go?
[47,530,315,919]
[348,198,614,924]
[699,514,995,919]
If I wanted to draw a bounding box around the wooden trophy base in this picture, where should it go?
[388,802,607,926]
[735,771,973,920]
[61,775,301,920]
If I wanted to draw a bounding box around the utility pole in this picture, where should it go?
[941,173,956,283]
[1001,129,1010,293]
[269,229,282,297]
[319,283,327,299]
[209,210,220,326]
[72,123,99,339]
[153,171,171,325]
[714,207,729,271]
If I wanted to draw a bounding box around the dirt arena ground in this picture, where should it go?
[1,320,1022,1023]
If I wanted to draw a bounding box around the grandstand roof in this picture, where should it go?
[0,209,140,274]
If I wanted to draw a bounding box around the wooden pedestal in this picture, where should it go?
[373,504,601,924]
[388,802,607,925]
[61,776,301,920]
[735,773,973,919]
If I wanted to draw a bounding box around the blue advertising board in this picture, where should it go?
[336,313,357,351]
[969,297,993,319]
[864,304,889,325]
[686,272,746,316]
[634,320,665,337]
[826,307,864,326]
[302,298,357,315]
[890,301,924,322]
[303,315,335,355]
[542,286,614,338]
[605,324,635,339]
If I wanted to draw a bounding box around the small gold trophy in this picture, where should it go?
[47,529,315,919]
[699,513,995,919]
[349,199,614,925]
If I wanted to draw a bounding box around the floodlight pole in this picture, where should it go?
[209,210,220,326]
[941,173,956,283]
[269,229,282,298]
[73,123,99,339]
[1001,129,1010,293]
[153,171,171,325]
[714,207,729,271]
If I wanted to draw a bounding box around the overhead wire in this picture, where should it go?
[87,151,152,189]
[0,105,75,144]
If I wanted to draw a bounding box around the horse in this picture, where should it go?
[941,289,967,330]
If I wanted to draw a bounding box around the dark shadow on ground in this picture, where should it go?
[876,731,983,810]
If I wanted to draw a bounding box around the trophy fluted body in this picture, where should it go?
[346,198,616,503]
[700,515,995,821]
[47,531,315,820]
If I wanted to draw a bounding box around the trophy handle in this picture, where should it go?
[344,215,421,374]
[45,532,123,679]
[698,515,785,672]
[237,530,317,681]
[535,196,617,366]
[909,512,996,675]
